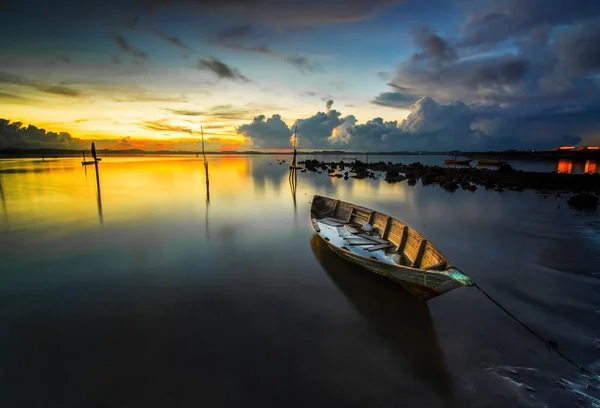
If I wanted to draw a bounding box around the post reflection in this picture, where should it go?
[289,167,297,223]
[310,235,454,403]
[95,164,103,225]
[205,160,210,239]
[0,176,6,215]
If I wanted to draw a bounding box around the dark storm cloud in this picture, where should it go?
[139,119,193,133]
[235,95,597,151]
[141,0,401,26]
[34,84,83,97]
[411,26,456,64]
[212,24,320,74]
[151,27,190,50]
[459,0,600,48]
[325,99,333,111]
[0,71,83,98]
[111,34,150,62]
[367,1,600,152]
[237,114,293,148]
[217,24,253,40]
[285,56,320,73]
[295,110,349,148]
[0,118,86,149]
[371,92,418,108]
[114,93,188,103]
[212,25,273,55]
[166,109,203,116]
[0,92,30,102]
[165,105,256,120]
[197,58,252,82]
[554,22,600,75]
[376,71,391,81]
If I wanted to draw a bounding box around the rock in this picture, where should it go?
[335,174,343,178]
[495,188,504,192]
[301,169,307,173]
[421,172,437,185]
[385,171,406,183]
[344,171,349,176]
[498,163,514,172]
[442,180,458,192]
[466,185,477,192]
[344,176,349,180]
[484,181,496,190]
[567,193,598,212]
[555,193,561,197]
[327,168,335,173]
[407,178,417,186]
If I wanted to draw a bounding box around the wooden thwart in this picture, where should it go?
[345,237,377,245]
[367,243,395,252]
[319,219,343,227]
[323,217,348,224]
[358,234,388,244]
[412,239,428,268]
[344,225,360,234]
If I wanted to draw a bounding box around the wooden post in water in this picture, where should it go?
[201,126,209,203]
[91,142,103,224]
[291,125,297,170]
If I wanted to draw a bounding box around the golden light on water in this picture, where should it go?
[585,160,597,174]
[557,159,573,174]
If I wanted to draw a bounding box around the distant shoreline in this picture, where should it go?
[1,148,599,161]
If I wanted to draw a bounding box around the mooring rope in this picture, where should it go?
[473,283,598,379]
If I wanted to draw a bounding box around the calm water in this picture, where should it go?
[1,156,599,407]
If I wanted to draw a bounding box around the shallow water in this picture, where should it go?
[1,156,599,407]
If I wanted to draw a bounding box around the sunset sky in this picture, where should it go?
[1,0,599,151]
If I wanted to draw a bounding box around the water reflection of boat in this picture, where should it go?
[310,234,454,401]
[310,195,473,300]
[444,159,472,165]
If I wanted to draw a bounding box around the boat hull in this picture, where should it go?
[477,159,504,165]
[444,159,472,165]
[316,233,465,301]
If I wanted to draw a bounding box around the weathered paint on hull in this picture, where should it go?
[320,235,462,301]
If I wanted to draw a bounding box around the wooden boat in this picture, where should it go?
[443,159,472,165]
[310,195,473,300]
[477,159,505,165]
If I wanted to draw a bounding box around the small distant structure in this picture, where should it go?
[578,146,600,151]
[553,146,577,151]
